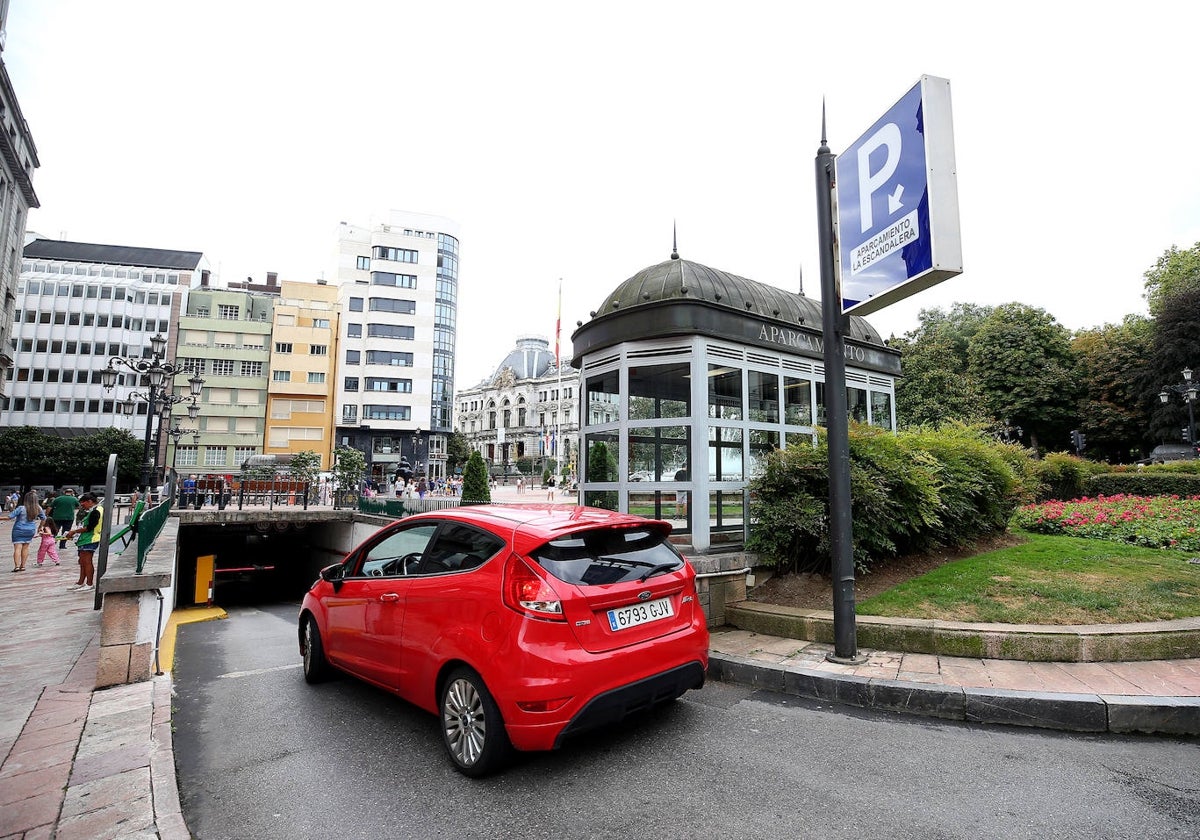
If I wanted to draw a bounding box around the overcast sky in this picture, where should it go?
[7,1,1199,389]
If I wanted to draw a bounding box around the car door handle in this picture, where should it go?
[380,593,400,602]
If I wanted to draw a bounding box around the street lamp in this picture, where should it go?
[103,333,205,494]
[411,427,424,476]
[1159,366,1197,448]
[166,423,201,473]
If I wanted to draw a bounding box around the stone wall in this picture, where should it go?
[689,552,751,628]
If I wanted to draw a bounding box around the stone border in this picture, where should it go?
[725,600,1200,663]
[709,653,1200,736]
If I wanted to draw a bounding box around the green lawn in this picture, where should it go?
[858,532,1200,625]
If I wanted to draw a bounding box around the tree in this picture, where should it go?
[1071,316,1156,462]
[331,446,366,507]
[444,431,474,477]
[893,303,992,428]
[289,450,321,498]
[1148,285,1200,445]
[584,443,618,510]
[1143,242,1200,319]
[460,451,491,504]
[967,304,1079,453]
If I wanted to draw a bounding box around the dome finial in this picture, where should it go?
[671,220,680,260]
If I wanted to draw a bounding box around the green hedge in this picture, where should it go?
[748,423,1031,575]
[1086,472,1200,497]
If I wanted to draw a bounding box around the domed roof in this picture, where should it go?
[588,257,884,344]
[487,336,557,385]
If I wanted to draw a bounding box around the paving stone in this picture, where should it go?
[62,767,152,819]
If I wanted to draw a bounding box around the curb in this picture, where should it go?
[708,652,1200,736]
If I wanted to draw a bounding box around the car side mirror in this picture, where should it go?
[321,563,347,592]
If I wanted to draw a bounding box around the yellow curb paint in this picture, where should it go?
[158,606,227,673]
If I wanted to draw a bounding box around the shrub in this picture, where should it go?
[1031,452,1107,502]
[748,423,1028,575]
[1086,472,1200,497]
[460,451,491,504]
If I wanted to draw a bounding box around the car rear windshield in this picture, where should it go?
[529,527,684,586]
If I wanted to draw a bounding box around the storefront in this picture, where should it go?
[571,253,900,553]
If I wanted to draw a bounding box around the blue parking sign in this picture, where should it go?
[836,76,962,315]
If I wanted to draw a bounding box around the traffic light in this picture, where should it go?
[1184,428,1192,443]
[1070,430,1086,452]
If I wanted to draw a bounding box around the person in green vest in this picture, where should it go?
[64,493,102,592]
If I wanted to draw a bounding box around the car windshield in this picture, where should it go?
[529,527,684,586]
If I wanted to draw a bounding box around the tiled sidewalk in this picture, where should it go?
[710,628,1200,696]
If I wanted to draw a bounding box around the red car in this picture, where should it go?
[298,504,709,776]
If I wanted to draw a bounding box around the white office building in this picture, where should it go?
[333,211,460,485]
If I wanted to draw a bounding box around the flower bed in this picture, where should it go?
[1012,494,1200,551]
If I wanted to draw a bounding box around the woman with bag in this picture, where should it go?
[9,491,45,572]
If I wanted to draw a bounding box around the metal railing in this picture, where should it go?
[358,496,463,517]
[133,497,172,573]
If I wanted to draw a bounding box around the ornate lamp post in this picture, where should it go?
[1159,366,1197,448]
[411,426,424,477]
[166,423,202,474]
[103,334,205,494]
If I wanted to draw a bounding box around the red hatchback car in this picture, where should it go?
[298,503,709,776]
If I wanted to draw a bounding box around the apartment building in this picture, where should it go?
[264,278,339,470]
[333,211,459,484]
[171,280,272,476]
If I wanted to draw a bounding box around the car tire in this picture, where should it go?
[302,615,333,684]
[439,667,512,777]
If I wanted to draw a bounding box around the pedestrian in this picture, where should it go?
[9,491,45,572]
[35,517,61,567]
[49,487,79,550]
[182,474,197,508]
[63,492,102,592]
[417,476,427,500]
[546,474,555,501]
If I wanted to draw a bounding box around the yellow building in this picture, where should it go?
[264,279,340,469]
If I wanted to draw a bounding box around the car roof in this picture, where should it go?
[401,504,672,553]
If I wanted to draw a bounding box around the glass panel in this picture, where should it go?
[707,426,743,481]
[748,371,779,423]
[583,489,619,511]
[748,429,779,477]
[709,490,745,533]
[584,432,619,483]
[784,376,812,426]
[628,363,689,419]
[707,365,742,420]
[585,370,620,425]
[628,491,690,533]
[626,425,688,482]
[848,387,868,423]
[815,381,827,427]
[871,391,894,430]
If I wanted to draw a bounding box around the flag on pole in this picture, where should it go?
[555,279,562,370]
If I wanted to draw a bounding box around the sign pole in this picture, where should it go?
[815,106,864,664]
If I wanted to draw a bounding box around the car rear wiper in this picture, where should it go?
[638,562,679,582]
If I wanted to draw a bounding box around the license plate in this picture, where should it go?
[607,596,674,632]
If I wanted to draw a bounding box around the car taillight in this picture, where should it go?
[503,553,565,621]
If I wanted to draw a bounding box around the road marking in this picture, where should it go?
[217,663,303,680]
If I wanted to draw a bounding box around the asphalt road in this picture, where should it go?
[173,603,1200,840]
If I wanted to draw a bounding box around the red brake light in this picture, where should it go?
[503,553,565,621]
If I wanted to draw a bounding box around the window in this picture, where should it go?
[273,370,291,382]
[371,272,417,288]
[309,344,328,355]
[175,446,198,466]
[345,377,359,392]
[365,350,413,367]
[365,377,412,393]
[314,318,330,329]
[234,447,257,465]
[275,342,293,353]
[212,359,234,376]
[349,297,364,312]
[364,404,411,421]
[628,364,690,420]
[345,350,361,365]
[342,405,358,422]
[218,305,240,320]
[372,246,418,263]
[369,298,416,314]
[367,324,415,340]
[748,371,780,423]
[708,366,742,420]
[240,361,263,377]
[784,377,812,426]
[870,391,894,431]
[347,323,362,338]
[356,255,370,271]
[204,448,228,466]
[308,372,326,384]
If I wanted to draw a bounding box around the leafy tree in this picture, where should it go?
[583,443,618,510]
[1148,285,1200,446]
[967,304,1079,453]
[444,431,473,476]
[0,426,143,491]
[461,450,491,504]
[1070,315,1156,462]
[288,450,321,499]
[331,446,366,506]
[1143,242,1200,319]
[893,303,992,428]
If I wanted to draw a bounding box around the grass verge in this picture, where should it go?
[857,532,1200,625]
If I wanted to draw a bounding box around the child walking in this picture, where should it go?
[36,517,61,567]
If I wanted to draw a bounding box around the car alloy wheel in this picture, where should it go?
[440,667,511,777]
